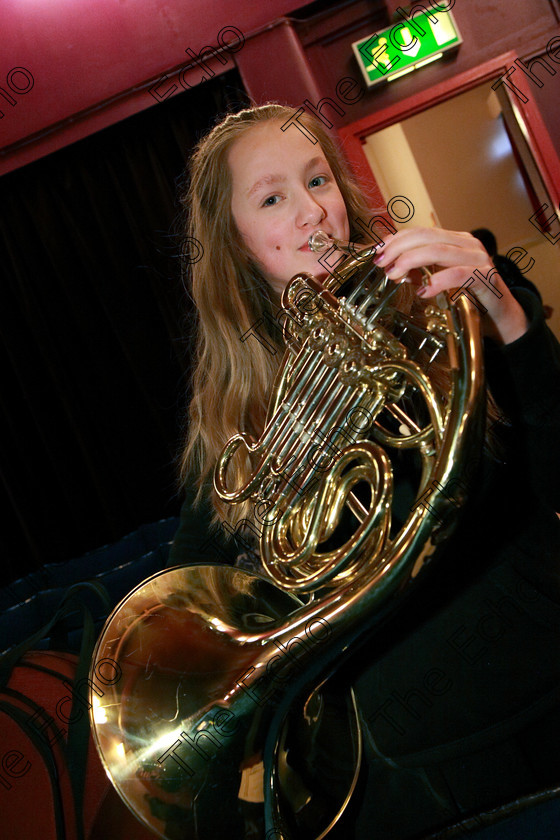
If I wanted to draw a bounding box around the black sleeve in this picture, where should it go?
[483,288,560,510]
[493,255,543,301]
[167,476,236,568]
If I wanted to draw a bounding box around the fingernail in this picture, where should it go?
[416,286,427,297]
[373,253,385,265]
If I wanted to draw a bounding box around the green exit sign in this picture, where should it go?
[352,9,462,87]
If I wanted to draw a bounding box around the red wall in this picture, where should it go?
[1,0,559,175]
[0,0,312,173]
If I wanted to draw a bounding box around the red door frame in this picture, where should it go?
[338,51,560,212]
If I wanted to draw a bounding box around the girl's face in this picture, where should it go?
[228,120,350,295]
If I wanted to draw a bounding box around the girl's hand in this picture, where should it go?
[374,227,529,345]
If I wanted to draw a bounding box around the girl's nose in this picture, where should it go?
[296,192,325,227]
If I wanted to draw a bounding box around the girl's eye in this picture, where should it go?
[309,175,328,188]
[262,194,281,207]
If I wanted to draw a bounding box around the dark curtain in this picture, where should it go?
[0,70,249,584]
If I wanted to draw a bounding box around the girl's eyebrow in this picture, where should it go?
[246,173,285,198]
[246,156,328,198]
[305,155,326,172]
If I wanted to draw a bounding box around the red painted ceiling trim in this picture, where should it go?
[0,0,314,175]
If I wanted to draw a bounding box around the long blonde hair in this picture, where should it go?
[179,104,442,526]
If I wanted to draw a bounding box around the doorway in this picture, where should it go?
[340,55,560,337]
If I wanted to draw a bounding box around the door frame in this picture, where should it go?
[338,51,560,212]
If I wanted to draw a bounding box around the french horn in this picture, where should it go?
[89,232,485,839]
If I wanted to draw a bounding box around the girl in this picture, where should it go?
[170,103,560,838]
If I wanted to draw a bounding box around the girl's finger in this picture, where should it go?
[376,228,484,270]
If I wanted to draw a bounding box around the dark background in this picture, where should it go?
[0,70,249,585]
